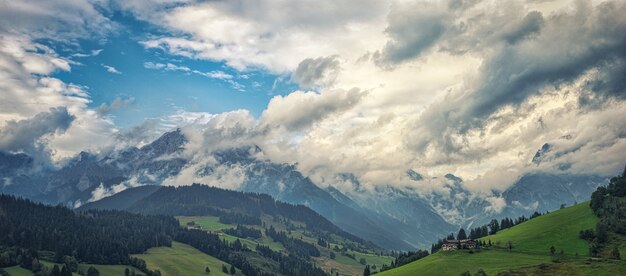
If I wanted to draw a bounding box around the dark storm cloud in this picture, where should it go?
[465,2,626,126]
[0,107,75,159]
[375,2,449,67]
[408,0,626,156]
[292,56,340,87]
[503,11,544,44]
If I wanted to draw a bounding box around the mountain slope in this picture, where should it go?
[80,184,379,251]
[77,185,161,211]
[378,202,626,275]
[483,202,597,256]
[213,148,415,249]
[0,129,609,251]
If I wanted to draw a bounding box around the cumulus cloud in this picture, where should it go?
[375,1,449,67]
[291,56,340,88]
[484,196,507,214]
[0,0,115,40]
[0,1,119,163]
[8,0,619,212]
[260,88,365,130]
[133,0,386,72]
[96,97,135,116]
[0,107,75,161]
[103,1,626,204]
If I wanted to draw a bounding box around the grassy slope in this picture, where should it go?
[132,241,235,276]
[177,216,232,231]
[378,249,549,276]
[77,264,144,276]
[379,202,626,276]
[176,215,393,276]
[4,261,141,276]
[176,215,286,252]
[481,202,598,256]
[3,266,33,276]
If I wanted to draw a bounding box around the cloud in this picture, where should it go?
[163,162,248,190]
[143,61,242,90]
[0,1,120,163]
[292,56,340,88]
[96,97,135,116]
[484,196,507,214]
[114,118,160,147]
[0,0,115,47]
[88,176,144,203]
[134,0,386,72]
[72,49,103,58]
[502,11,544,44]
[375,1,449,67]
[101,64,122,74]
[260,88,365,130]
[16,0,620,208]
[0,107,75,162]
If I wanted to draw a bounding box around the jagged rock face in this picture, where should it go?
[0,129,190,205]
[532,143,552,165]
[502,173,606,214]
[0,151,41,198]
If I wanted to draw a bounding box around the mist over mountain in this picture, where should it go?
[0,129,610,250]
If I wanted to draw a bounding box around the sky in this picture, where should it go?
[1,0,625,196]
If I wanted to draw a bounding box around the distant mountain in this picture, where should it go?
[500,173,606,218]
[209,147,415,249]
[0,151,41,198]
[0,130,611,251]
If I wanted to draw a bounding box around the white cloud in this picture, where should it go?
[72,49,103,58]
[0,1,119,164]
[101,64,122,74]
[143,61,241,90]
[2,0,623,207]
[132,0,626,200]
[88,177,145,203]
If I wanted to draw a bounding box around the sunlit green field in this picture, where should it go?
[132,241,236,276]
[2,266,33,276]
[480,202,598,256]
[379,202,626,275]
[176,216,232,231]
[378,249,550,275]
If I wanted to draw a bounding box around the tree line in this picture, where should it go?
[0,194,332,276]
[129,184,366,245]
[265,226,321,258]
[587,166,625,259]
[431,211,544,253]
[224,225,263,239]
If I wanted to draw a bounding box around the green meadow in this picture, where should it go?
[378,202,626,276]
[132,241,236,276]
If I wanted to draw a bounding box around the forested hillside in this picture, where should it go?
[81,184,391,275]
[0,195,328,276]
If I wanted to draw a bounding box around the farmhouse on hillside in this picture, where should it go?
[441,239,479,251]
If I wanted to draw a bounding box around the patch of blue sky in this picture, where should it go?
[44,11,298,128]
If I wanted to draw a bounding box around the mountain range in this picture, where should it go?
[0,129,608,250]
